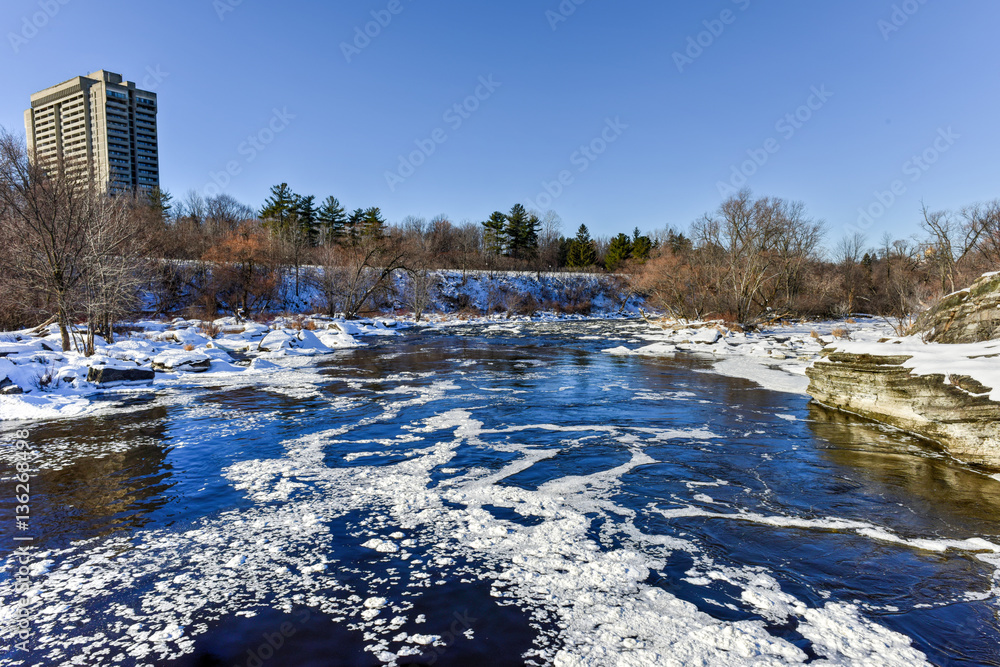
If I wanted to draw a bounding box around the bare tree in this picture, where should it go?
[834,232,868,314]
[693,189,818,324]
[80,194,150,354]
[962,200,1000,267]
[401,266,439,322]
[205,193,255,235]
[0,130,91,350]
[921,202,983,294]
[311,234,406,319]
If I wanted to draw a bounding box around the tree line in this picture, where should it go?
[635,188,1000,330]
[4,122,1000,344]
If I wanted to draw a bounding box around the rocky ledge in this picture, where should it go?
[807,272,1000,468]
[806,349,1000,468]
[911,271,1000,343]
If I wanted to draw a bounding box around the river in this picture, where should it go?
[1,320,998,666]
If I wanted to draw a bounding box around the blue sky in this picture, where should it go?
[2,0,998,246]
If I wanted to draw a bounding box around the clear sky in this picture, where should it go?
[2,0,998,246]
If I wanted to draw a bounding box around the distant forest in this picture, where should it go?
[2,128,999,348]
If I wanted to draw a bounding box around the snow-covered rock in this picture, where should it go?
[86,366,155,386]
[151,350,212,373]
[257,330,298,352]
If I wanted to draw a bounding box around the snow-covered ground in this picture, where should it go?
[0,316,371,422]
[603,317,897,395]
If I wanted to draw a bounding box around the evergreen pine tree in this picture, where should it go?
[523,212,541,256]
[294,194,318,246]
[260,183,297,233]
[567,224,597,267]
[360,207,387,240]
[605,233,633,271]
[147,188,172,222]
[632,234,653,262]
[482,211,507,256]
[505,203,529,257]
[347,208,365,244]
[317,196,347,245]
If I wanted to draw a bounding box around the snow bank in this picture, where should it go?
[606,318,895,395]
[822,336,1000,402]
[0,317,371,422]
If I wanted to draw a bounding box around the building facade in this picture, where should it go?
[24,70,159,192]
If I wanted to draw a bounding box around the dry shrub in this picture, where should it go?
[809,330,821,339]
[183,343,195,351]
[831,327,851,339]
[201,222,280,316]
[510,293,539,317]
[303,320,318,331]
[198,322,221,339]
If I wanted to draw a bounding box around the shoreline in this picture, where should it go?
[1,312,892,424]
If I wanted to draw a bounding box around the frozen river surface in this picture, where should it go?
[1,321,999,666]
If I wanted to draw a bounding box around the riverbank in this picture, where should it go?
[603,316,896,395]
[0,311,643,422]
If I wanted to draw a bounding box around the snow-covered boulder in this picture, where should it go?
[87,366,156,386]
[151,350,212,373]
[159,328,210,347]
[257,330,299,352]
[317,331,363,349]
[689,329,722,344]
[106,339,157,364]
[0,358,38,394]
[296,329,331,352]
[258,329,333,353]
[248,357,282,372]
[332,321,364,336]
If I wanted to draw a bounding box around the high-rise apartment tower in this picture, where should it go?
[24,70,159,192]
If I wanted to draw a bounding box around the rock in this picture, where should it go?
[807,350,1000,468]
[689,329,721,344]
[911,272,1000,343]
[151,350,213,373]
[87,366,156,385]
[257,330,298,352]
[0,377,23,394]
[295,329,331,351]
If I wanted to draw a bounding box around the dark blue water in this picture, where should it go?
[1,321,998,666]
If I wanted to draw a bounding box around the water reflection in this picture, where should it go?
[0,407,173,555]
[808,403,1000,537]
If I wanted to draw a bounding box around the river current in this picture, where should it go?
[1,320,998,666]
